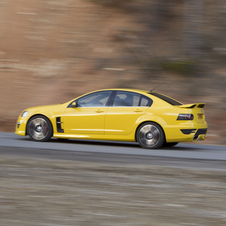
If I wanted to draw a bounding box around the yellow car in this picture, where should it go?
[15,89,208,149]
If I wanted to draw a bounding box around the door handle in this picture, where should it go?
[134,109,143,113]
[95,110,104,113]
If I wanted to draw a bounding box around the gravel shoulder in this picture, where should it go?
[1,147,226,226]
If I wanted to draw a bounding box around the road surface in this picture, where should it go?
[1,132,226,226]
[0,132,226,170]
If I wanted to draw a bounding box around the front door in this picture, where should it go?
[64,91,112,135]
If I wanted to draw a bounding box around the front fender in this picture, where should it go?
[24,104,67,135]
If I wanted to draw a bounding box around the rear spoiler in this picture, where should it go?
[179,103,205,109]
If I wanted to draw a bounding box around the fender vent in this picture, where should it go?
[56,117,64,133]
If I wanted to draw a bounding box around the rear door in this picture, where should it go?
[105,91,151,135]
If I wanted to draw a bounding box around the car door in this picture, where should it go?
[105,91,151,135]
[64,91,112,134]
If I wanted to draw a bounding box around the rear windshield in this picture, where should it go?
[149,92,182,106]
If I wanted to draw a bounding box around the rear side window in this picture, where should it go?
[140,97,149,106]
[149,92,182,106]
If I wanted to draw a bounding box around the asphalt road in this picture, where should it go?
[0,132,226,170]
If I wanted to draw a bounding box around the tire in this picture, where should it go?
[162,142,178,148]
[136,122,164,149]
[27,115,53,142]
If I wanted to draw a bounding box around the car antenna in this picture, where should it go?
[150,82,165,92]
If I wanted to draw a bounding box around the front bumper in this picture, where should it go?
[15,117,27,136]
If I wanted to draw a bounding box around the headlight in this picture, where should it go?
[21,111,29,117]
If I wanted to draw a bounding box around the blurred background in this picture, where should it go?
[0,0,225,144]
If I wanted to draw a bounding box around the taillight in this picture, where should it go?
[177,114,194,120]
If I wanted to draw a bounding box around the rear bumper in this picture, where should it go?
[180,128,207,140]
[164,124,208,143]
[192,128,207,140]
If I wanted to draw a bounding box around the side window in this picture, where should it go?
[113,92,141,107]
[77,91,111,107]
[140,96,150,107]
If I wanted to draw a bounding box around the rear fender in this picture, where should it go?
[136,114,167,128]
[135,115,167,142]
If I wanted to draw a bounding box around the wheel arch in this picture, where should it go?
[25,114,53,136]
[135,121,166,142]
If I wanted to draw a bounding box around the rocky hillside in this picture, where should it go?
[0,0,225,144]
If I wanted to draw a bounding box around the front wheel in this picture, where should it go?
[136,122,165,149]
[27,115,53,142]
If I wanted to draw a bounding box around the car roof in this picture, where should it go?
[95,88,149,95]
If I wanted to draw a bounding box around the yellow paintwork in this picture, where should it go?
[64,107,107,134]
[15,89,208,143]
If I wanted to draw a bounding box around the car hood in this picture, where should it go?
[25,104,62,112]
[21,103,68,118]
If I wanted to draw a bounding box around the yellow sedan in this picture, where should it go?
[15,89,208,149]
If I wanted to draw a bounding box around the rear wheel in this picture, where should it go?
[27,115,53,142]
[136,122,164,149]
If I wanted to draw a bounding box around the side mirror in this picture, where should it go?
[71,101,77,108]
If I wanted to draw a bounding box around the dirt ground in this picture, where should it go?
[1,155,226,226]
